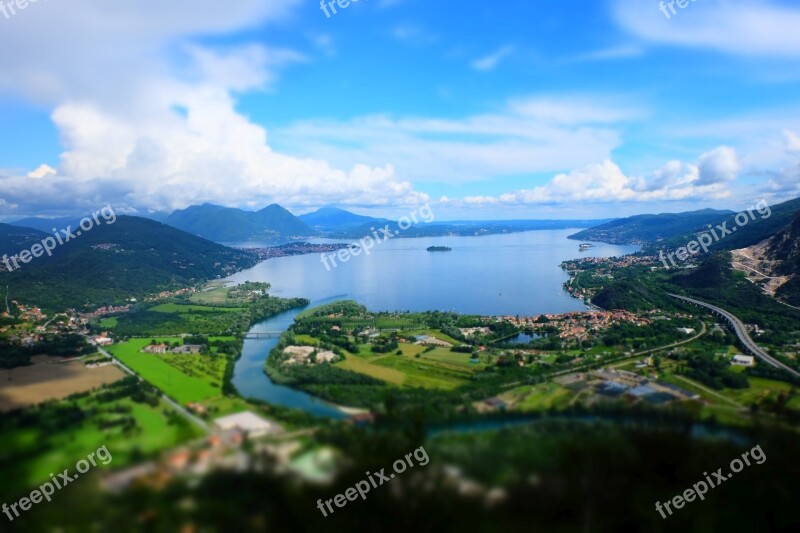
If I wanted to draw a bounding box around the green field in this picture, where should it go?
[337,354,406,385]
[99,317,118,328]
[371,356,471,389]
[501,382,574,411]
[108,339,220,403]
[149,303,243,314]
[0,395,201,498]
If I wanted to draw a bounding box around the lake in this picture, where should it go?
[229,230,638,416]
[226,230,638,316]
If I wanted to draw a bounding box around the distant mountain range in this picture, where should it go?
[0,216,258,311]
[299,207,384,233]
[164,203,315,242]
[11,204,612,243]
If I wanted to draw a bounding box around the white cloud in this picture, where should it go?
[26,164,57,179]
[467,146,739,206]
[613,0,800,56]
[0,0,431,215]
[471,45,515,71]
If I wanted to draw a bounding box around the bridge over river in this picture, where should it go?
[243,331,284,339]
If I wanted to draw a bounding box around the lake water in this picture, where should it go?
[226,230,638,316]
[229,230,638,416]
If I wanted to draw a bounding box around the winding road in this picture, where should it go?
[669,294,800,379]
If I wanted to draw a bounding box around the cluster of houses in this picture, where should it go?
[142,343,205,355]
[495,310,651,342]
[281,345,338,366]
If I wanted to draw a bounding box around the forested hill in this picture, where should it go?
[568,209,734,245]
[0,216,259,311]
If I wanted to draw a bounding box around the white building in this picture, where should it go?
[731,355,756,367]
[213,411,281,438]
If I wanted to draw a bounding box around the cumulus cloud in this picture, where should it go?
[467,146,739,206]
[0,0,428,216]
[612,0,800,56]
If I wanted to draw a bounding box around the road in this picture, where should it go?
[669,293,800,379]
[93,343,211,433]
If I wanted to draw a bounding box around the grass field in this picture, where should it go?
[337,354,406,385]
[720,377,794,405]
[149,303,243,314]
[99,317,118,328]
[190,281,257,306]
[371,356,470,389]
[108,339,220,403]
[419,347,484,368]
[500,383,574,411]
[0,395,202,497]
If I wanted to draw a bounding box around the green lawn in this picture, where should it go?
[99,317,118,329]
[0,397,201,497]
[501,383,574,411]
[108,339,220,403]
[420,347,485,369]
[149,303,243,314]
[336,353,406,385]
[372,356,470,389]
[721,377,794,405]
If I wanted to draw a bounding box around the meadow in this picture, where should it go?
[108,339,220,404]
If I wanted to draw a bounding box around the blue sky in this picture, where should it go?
[0,0,799,220]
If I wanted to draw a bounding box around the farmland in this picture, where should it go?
[0,356,126,412]
[107,339,220,404]
[0,377,202,501]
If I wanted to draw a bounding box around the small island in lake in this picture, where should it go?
[427,246,452,252]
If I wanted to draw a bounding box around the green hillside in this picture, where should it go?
[569,209,733,244]
[165,203,316,242]
[0,216,259,311]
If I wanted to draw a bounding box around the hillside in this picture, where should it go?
[733,212,800,306]
[0,216,259,311]
[165,203,316,242]
[299,207,383,233]
[0,223,48,257]
[568,209,734,245]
